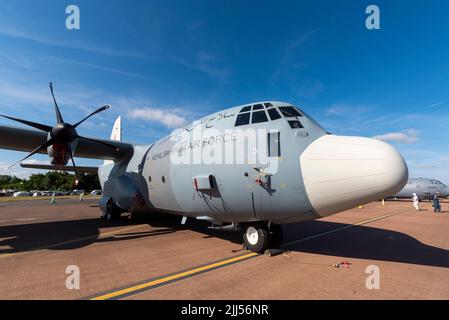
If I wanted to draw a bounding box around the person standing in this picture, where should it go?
[412,193,420,211]
[432,192,441,213]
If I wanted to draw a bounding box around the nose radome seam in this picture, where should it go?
[300,135,408,217]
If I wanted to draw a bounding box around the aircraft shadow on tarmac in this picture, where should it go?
[1,215,448,269]
[281,220,449,269]
[0,214,240,253]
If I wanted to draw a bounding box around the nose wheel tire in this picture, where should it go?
[243,224,270,253]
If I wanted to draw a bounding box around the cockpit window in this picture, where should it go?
[288,120,304,129]
[279,106,302,117]
[267,108,282,121]
[240,106,251,113]
[235,103,307,126]
[251,110,268,124]
[235,113,251,126]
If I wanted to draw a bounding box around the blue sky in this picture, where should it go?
[0,0,448,182]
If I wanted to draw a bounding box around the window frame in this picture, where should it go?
[288,120,304,129]
[240,106,252,113]
[251,110,269,124]
[235,112,251,127]
[279,106,303,118]
[267,108,282,121]
[268,131,281,157]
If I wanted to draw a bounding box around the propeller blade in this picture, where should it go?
[68,145,78,177]
[77,135,119,151]
[0,115,52,132]
[73,105,110,128]
[9,138,54,169]
[50,82,64,124]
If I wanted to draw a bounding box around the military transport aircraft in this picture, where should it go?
[0,83,408,252]
[392,177,449,199]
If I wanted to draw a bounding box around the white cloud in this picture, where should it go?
[326,105,348,117]
[50,57,146,79]
[127,108,188,129]
[427,102,444,108]
[373,129,419,144]
[0,159,48,179]
[0,78,203,136]
[171,52,230,81]
[0,27,144,58]
[414,163,438,169]
[325,104,371,117]
[295,80,326,98]
[271,29,319,81]
[21,159,50,165]
[0,78,52,106]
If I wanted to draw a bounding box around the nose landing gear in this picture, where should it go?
[242,223,283,253]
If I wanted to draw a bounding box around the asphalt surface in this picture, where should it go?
[0,198,448,299]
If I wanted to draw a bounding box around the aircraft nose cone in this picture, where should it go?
[300,135,408,217]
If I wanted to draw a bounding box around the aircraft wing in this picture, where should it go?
[0,125,134,161]
[20,163,99,174]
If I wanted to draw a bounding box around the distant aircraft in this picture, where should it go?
[0,83,408,252]
[392,178,449,199]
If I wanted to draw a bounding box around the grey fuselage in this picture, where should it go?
[392,178,449,199]
[98,101,408,226]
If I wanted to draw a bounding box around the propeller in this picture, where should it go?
[50,82,64,124]
[0,82,116,174]
[8,139,55,169]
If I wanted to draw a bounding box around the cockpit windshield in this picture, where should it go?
[278,106,303,118]
[433,180,448,187]
[235,103,305,127]
[233,103,327,135]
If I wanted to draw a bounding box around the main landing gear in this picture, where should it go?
[100,198,122,221]
[242,223,284,253]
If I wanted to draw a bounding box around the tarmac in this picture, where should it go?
[0,198,448,300]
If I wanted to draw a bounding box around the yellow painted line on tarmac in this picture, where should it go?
[90,207,411,300]
[0,224,147,260]
[90,252,258,300]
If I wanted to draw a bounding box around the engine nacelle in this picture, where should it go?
[47,143,70,165]
[101,175,146,214]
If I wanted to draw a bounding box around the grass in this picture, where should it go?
[0,195,101,203]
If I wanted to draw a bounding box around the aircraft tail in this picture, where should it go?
[110,116,122,141]
[103,116,122,165]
